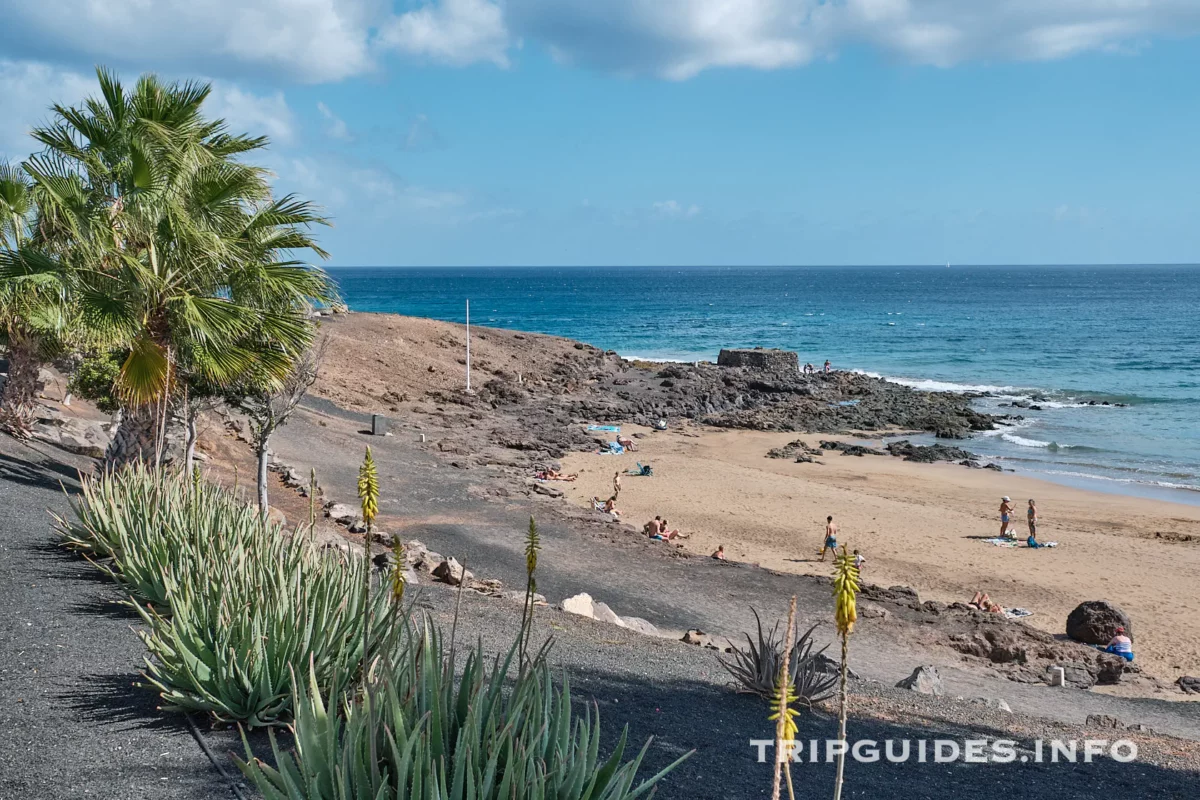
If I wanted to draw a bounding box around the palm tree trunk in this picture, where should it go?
[256,434,271,519]
[105,404,162,467]
[0,332,42,439]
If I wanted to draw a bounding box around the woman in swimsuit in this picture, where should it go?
[1027,499,1038,536]
[999,496,1014,537]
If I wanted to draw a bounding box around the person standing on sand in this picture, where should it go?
[820,515,838,561]
[1027,499,1038,537]
[853,549,866,570]
[999,496,1014,537]
[613,471,622,498]
[824,360,832,373]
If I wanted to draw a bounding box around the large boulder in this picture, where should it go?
[324,503,358,525]
[32,416,110,459]
[896,665,945,696]
[1066,601,1132,645]
[431,557,472,587]
[560,592,596,619]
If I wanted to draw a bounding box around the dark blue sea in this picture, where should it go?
[329,265,1200,505]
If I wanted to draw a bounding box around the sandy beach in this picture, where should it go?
[561,426,1200,679]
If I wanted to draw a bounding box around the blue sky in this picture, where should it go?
[2,1,1199,266]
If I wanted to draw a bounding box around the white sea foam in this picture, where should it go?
[618,353,692,364]
[1001,433,1054,448]
[885,376,1021,394]
[1041,470,1200,493]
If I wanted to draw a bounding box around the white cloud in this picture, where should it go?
[0,60,92,158]
[653,200,701,218]
[317,101,353,141]
[3,1,1197,86]
[0,0,379,83]
[506,0,1200,78]
[379,0,510,66]
[207,85,296,144]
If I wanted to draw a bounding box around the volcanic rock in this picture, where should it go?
[1066,600,1132,645]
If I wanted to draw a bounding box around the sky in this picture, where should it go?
[2,1,1199,267]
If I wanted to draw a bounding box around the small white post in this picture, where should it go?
[465,298,471,393]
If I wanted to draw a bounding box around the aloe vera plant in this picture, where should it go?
[57,464,403,726]
[55,465,270,609]
[238,619,690,799]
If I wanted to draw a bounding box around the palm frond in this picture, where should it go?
[118,335,171,406]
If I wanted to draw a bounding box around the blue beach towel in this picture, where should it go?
[598,442,625,455]
[588,425,621,432]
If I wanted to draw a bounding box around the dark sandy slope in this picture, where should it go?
[0,436,240,800]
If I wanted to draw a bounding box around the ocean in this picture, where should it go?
[329,265,1200,506]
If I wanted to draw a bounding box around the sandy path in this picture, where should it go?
[561,426,1200,679]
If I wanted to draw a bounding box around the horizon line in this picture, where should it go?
[324,262,1200,269]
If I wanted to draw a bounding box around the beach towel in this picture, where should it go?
[1004,608,1034,619]
[982,537,1019,547]
[588,425,621,432]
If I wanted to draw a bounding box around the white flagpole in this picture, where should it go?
[465,298,471,392]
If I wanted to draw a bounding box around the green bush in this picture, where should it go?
[238,621,689,799]
[57,465,401,727]
[66,349,124,414]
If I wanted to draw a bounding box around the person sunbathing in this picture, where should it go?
[712,545,727,560]
[968,591,1004,613]
[616,435,638,451]
[603,496,620,516]
[657,518,689,540]
[643,516,663,536]
[537,468,576,481]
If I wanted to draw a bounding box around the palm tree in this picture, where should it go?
[25,68,335,464]
[0,164,75,437]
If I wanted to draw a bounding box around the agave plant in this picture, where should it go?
[238,619,690,799]
[718,608,838,708]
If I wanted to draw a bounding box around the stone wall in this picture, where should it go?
[716,348,799,372]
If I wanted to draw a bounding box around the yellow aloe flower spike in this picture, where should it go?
[833,548,860,635]
[357,446,379,526]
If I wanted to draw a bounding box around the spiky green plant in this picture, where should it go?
[237,619,691,799]
[55,464,402,726]
[54,463,265,609]
[717,608,836,707]
[831,547,860,800]
[135,532,401,726]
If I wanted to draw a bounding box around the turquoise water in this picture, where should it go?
[329,265,1200,505]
